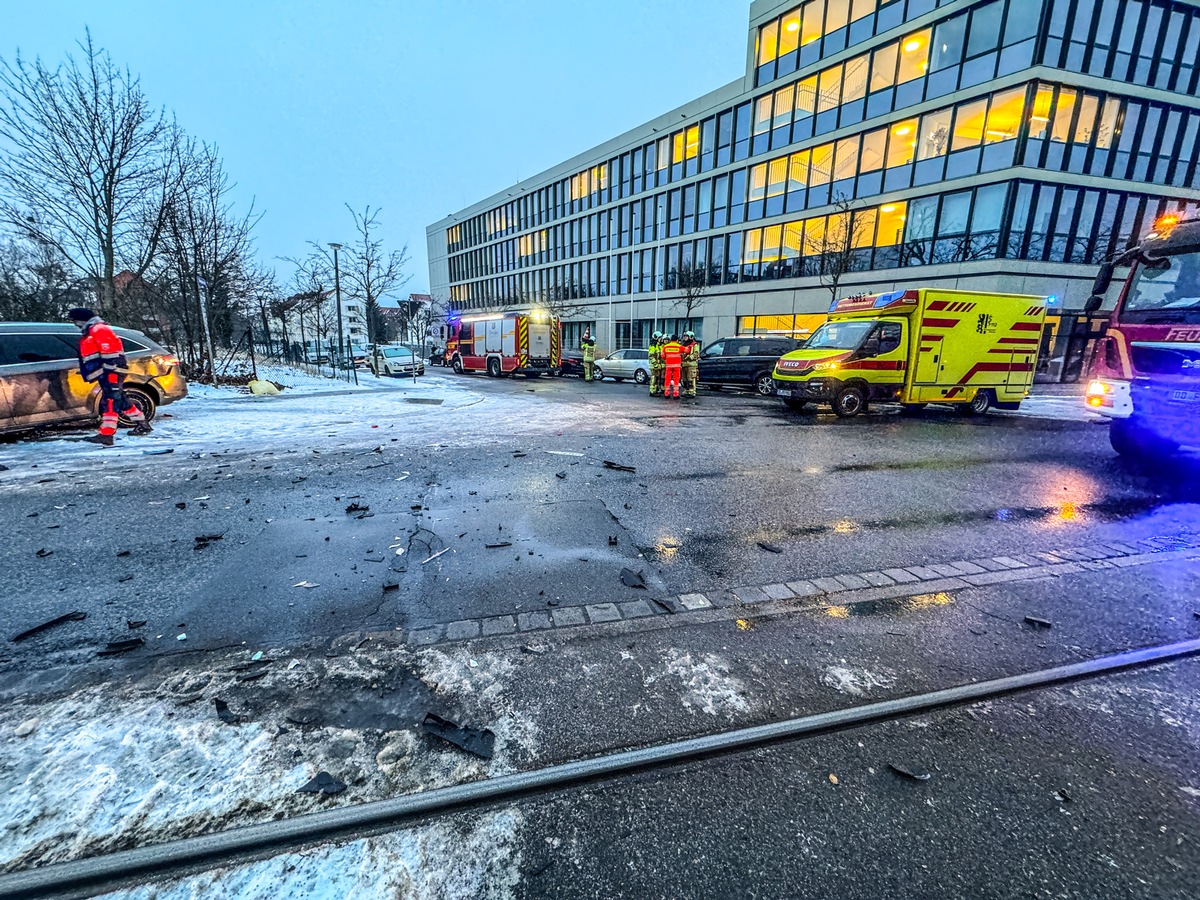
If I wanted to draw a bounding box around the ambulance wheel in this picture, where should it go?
[452,356,464,374]
[755,373,776,396]
[487,357,502,378]
[958,390,993,416]
[119,388,156,426]
[634,369,649,385]
[832,385,867,418]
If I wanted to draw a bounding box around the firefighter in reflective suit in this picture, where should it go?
[681,331,700,399]
[661,334,683,399]
[69,308,150,446]
[648,331,665,396]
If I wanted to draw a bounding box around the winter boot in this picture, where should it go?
[84,434,114,447]
[130,423,153,436]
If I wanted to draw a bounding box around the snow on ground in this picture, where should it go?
[0,645,537,874]
[997,394,1101,423]
[821,664,897,697]
[647,649,752,718]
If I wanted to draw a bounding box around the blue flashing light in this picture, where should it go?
[874,290,907,308]
[1046,295,1060,307]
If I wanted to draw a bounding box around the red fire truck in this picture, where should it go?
[1085,212,1200,459]
[440,310,562,377]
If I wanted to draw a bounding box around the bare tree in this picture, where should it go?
[0,32,178,314]
[668,261,710,323]
[342,205,410,343]
[0,234,91,320]
[804,194,875,303]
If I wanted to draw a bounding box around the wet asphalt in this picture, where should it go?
[2,373,1199,898]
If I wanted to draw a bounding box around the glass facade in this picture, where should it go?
[438,0,1200,318]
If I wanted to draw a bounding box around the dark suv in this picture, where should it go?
[698,336,806,395]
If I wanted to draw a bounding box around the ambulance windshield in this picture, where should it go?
[805,320,876,350]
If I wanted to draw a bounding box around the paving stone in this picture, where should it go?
[929,564,966,578]
[733,586,770,604]
[760,583,794,601]
[407,626,444,646]
[947,561,987,575]
[904,566,942,580]
[881,568,920,584]
[833,574,871,590]
[785,580,823,597]
[481,615,517,636]
[1013,555,1044,567]
[679,593,714,610]
[652,596,684,613]
[1104,543,1141,556]
[551,607,587,628]
[1075,546,1113,560]
[812,577,848,593]
[1077,559,1117,571]
[586,603,622,623]
[1051,548,1089,562]
[517,611,552,632]
[445,619,480,641]
[858,571,896,587]
[991,556,1029,569]
[974,558,1011,572]
[1031,552,1065,564]
[618,600,656,619]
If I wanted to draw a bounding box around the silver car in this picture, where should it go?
[369,345,425,377]
[592,349,650,384]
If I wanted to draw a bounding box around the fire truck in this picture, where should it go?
[440,310,561,377]
[1084,213,1200,460]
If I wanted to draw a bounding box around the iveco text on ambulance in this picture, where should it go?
[772,289,1048,417]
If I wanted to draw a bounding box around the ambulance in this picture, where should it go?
[772,288,1048,417]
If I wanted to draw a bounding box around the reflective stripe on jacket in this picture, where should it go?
[78,320,128,383]
[662,341,683,366]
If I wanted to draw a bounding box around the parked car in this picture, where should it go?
[368,345,425,377]
[0,322,188,434]
[593,348,651,384]
[698,335,806,395]
[557,348,586,377]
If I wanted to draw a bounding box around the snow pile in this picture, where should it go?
[101,813,524,900]
[821,664,896,697]
[0,645,537,874]
[648,649,751,718]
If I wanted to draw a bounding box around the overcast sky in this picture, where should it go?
[5,1,749,295]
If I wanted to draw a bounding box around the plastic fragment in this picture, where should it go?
[213,698,241,725]
[757,542,783,554]
[1024,615,1053,629]
[297,771,346,795]
[620,568,647,589]
[603,460,636,473]
[422,712,495,759]
[97,638,144,656]
[889,762,932,781]
[11,611,87,643]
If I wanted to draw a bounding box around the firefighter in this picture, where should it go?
[648,331,665,396]
[681,331,700,399]
[68,308,151,446]
[581,329,597,382]
[661,333,684,399]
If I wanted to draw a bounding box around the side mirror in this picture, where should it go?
[1084,295,1103,314]
[1091,262,1115,297]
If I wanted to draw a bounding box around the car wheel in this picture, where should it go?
[452,356,464,374]
[592,366,603,381]
[958,390,993,416]
[754,373,775,396]
[634,369,649,385]
[1110,417,1179,460]
[120,387,157,426]
[832,385,867,418]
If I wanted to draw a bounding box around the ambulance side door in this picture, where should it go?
[858,320,908,392]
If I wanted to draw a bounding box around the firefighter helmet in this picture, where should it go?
[652,331,663,340]
[684,331,695,340]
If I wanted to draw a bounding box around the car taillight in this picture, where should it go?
[155,354,180,367]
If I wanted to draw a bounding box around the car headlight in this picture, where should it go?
[813,362,840,372]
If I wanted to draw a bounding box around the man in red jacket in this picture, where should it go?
[661,334,684,399]
[68,308,151,446]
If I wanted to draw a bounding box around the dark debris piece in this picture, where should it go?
[345,502,369,514]
[35,548,53,558]
[116,550,131,558]
[608,535,619,546]
[175,502,187,510]
[126,619,147,630]
[213,698,241,725]
[620,568,648,590]
[297,771,346,795]
[1024,615,1053,629]
[602,460,636,473]
[194,534,224,550]
[485,542,513,549]
[237,669,269,683]
[757,542,784,554]
[383,582,400,593]
[889,762,932,781]
[11,611,87,643]
[97,638,144,656]
[555,471,567,480]
[652,597,682,614]
[422,712,496,759]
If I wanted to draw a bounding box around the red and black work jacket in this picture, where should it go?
[78,320,128,383]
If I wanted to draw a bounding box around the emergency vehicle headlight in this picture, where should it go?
[814,362,841,372]
[1085,380,1111,396]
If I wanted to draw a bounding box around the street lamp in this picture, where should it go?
[328,242,344,375]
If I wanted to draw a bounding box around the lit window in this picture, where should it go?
[803,216,827,255]
[744,228,764,263]
[758,20,779,66]
[763,225,783,264]
[794,76,818,119]
[951,97,988,150]
[875,201,907,246]
[859,127,887,172]
[852,208,877,249]
[749,163,769,201]
[1049,88,1077,143]
[1072,95,1099,144]
[801,0,825,46]
[870,42,898,92]
[685,125,700,159]
[788,150,810,190]
[818,65,842,113]
[841,53,870,103]
[779,9,802,56]
[897,29,931,83]
[773,85,795,129]
[834,136,859,181]
[768,157,789,197]
[985,87,1026,142]
[825,0,850,34]
[754,95,773,135]
[1028,85,1054,139]
[1094,98,1122,149]
[783,222,804,258]
[673,131,686,165]
[886,118,919,167]
[809,143,834,185]
[917,107,953,159]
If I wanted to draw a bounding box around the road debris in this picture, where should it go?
[175,502,187,510]
[127,619,146,630]
[383,582,400,593]
[735,619,754,632]
[11,611,87,643]
[422,712,496,760]
[757,542,784,554]
[176,633,188,641]
[1024,615,1053,629]
[422,547,451,564]
[603,460,636,473]
[293,581,320,589]
[485,542,513,550]
[213,698,241,725]
[345,502,369,514]
[608,535,619,546]
[116,550,131,558]
[14,718,40,738]
[297,771,347,795]
[829,774,840,785]
[142,448,174,456]
[1054,789,1073,803]
[889,762,932,781]
[620,568,648,589]
[194,534,224,550]
[522,644,549,655]
[555,471,567,480]
[652,597,681,614]
[35,548,53,558]
[97,638,144,656]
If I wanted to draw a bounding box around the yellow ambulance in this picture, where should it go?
[772,288,1048,417]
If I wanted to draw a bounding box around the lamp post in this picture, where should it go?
[328,242,344,377]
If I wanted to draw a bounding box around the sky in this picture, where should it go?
[4,1,750,296]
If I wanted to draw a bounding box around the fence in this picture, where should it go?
[210,329,361,386]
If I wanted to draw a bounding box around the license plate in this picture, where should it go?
[1171,390,1200,403]
[776,387,793,397]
